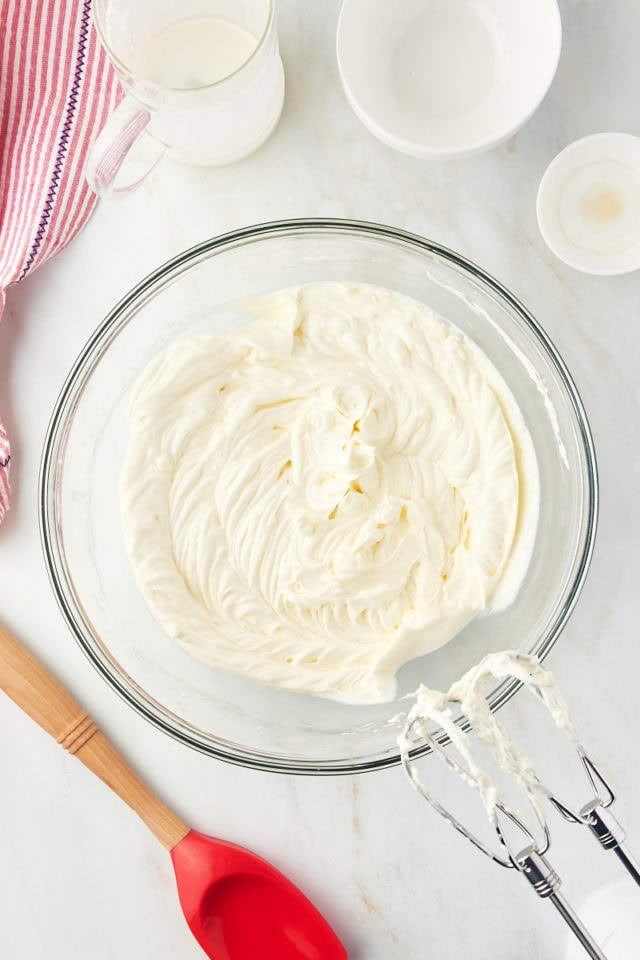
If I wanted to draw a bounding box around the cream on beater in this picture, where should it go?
[399,651,577,819]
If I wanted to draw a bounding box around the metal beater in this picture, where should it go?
[401,662,640,960]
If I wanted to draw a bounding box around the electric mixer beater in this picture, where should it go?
[400,652,640,960]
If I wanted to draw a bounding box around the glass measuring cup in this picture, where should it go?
[87,0,285,196]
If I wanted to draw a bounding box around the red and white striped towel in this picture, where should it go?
[0,0,120,524]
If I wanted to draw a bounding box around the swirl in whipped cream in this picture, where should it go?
[121,283,539,702]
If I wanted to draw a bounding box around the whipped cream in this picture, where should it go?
[121,283,539,702]
[399,651,577,821]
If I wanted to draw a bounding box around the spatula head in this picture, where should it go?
[171,830,348,960]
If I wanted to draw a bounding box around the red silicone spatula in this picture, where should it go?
[0,625,347,960]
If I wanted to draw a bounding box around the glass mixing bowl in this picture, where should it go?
[40,219,597,774]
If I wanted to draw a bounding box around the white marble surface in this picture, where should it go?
[1,1,639,957]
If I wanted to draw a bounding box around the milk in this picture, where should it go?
[132,13,284,166]
[139,17,258,89]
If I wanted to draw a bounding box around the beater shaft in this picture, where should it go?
[581,802,640,887]
[548,893,607,960]
[517,848,607,960]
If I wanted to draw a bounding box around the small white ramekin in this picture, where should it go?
[537,132,640,276]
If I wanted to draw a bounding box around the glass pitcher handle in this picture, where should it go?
[86,94,166,198]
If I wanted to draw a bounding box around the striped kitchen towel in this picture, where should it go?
[0,0,119,524]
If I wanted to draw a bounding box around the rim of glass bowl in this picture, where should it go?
[39,218,599,776]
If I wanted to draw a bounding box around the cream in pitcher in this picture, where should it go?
[139,18,260,88]
[87,0,284,196]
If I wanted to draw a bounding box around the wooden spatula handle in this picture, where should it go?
[0,624,190,851]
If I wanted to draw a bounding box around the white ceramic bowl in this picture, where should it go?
[337,0,562,158]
